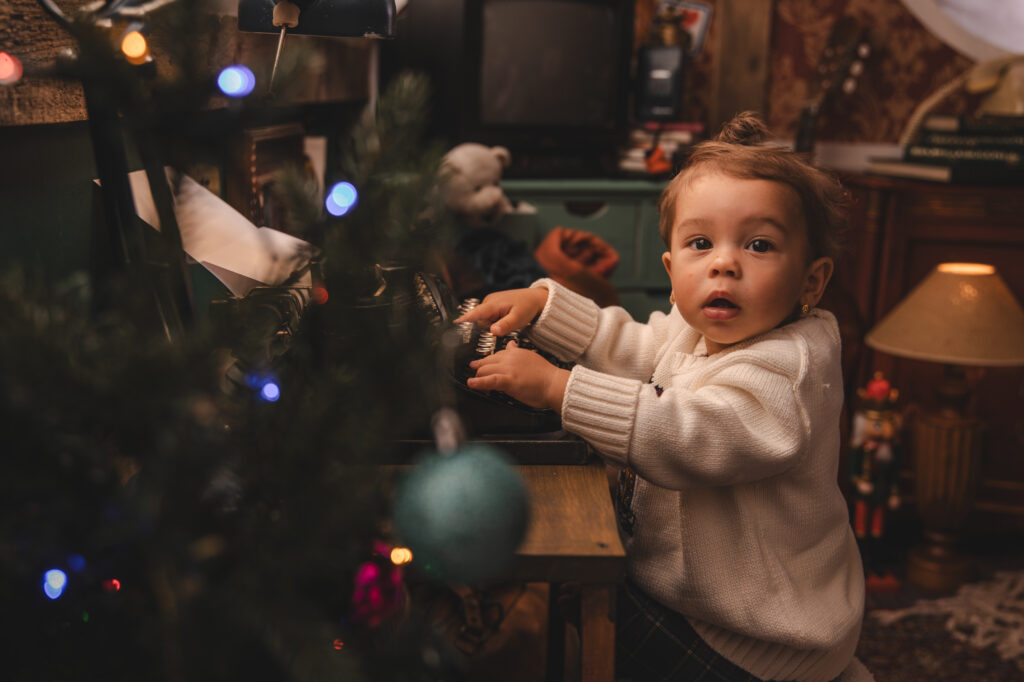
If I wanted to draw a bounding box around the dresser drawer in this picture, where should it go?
[504,179,671,319]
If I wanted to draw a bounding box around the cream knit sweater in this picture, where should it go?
[527,279,865,682]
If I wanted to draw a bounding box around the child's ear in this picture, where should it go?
[802,257,834,308]
[661,251,672,277]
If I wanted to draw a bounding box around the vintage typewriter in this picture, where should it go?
[409,271,589,464]
[412,271,568,435]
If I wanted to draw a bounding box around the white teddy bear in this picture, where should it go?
[438,143,515,228]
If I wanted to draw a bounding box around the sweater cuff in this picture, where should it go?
[528,278,599,362]
[561,365,640,466]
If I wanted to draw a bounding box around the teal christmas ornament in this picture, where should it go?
[393,444,530,585]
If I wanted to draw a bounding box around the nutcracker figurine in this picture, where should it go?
[849,372,903,588]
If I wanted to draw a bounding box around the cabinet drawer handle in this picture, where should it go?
[564,201,608,219]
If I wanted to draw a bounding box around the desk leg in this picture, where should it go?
[580,584,615,682]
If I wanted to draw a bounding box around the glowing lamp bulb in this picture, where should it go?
[120,31,149,64]
[102,578,121,592]
[218,65,256,98]
[325,182,358,217]
[43,569,68,600]
[390,547,413,565]
[259,381,281,402]
[332,638,345,650]
[0,52,23,85]
[312,286,329,305]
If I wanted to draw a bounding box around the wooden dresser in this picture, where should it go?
[835,174,1024,531]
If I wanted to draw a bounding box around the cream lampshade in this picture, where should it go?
[865,263,1024,592]
[865,262,1024,367]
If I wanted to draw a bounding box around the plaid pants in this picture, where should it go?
[615,581,767,682]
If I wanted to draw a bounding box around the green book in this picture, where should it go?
[904,145,1022,165]
[920,132,1024,149]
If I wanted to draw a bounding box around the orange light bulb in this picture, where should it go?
[121,31,148,63]
[0,51,23,84]
[390,547,413,565]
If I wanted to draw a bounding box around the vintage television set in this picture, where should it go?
[380,0,635,177]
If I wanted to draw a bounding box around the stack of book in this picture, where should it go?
[618,122,704,176]
[867,114,1024,185]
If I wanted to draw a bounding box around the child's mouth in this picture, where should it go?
[703,298,740,320]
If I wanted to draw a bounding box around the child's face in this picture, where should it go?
[661,172,832,354]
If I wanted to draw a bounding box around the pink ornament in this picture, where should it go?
[350,545,405,627]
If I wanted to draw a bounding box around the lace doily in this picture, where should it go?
[872,571,1024,671]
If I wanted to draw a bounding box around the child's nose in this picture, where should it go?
[709,250,740,277]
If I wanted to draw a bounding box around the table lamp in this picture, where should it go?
[864,263,1024,592]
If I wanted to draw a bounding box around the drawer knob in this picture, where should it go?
[564,201,608,219]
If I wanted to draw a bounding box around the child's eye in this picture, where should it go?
[688,237,712,250]
[748,239,774,253]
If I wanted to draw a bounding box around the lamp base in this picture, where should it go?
[906,390,982,594]
[906,532,973,593]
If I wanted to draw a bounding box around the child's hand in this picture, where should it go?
[467,341,569,412]
[454,287,548,337]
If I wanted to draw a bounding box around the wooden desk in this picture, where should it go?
[384,458,625,680]
[514,463,626,682]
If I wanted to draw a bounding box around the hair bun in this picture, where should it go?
[714,111,770,145]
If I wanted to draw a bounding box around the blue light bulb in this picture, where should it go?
[67,554,86,573]
[218,65,256,98]
[43,569,68,600]
[325,181,358,216]
[259,381,281,402]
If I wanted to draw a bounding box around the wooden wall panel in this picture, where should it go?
[0,0,91,125]
[708,0,774,134]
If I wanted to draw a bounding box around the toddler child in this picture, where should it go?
[457,111,865,681]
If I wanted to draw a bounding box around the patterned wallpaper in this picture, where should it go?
[767,0,974,144]
[637,0,977,144]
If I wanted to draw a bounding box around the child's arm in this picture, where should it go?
[466,341,569,411]
[528,280,674,380]
[454,287,549,337]
[563,333,842,489]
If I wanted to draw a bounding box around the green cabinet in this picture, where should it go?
[503,179,671,320]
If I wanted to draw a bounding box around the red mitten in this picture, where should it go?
[534,227,620,279]
[558,227,620,277]
[534,227,621,308]
[534,227,580,279]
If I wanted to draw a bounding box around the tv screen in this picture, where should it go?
[379,0,633,177]
[478,1,620,129]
